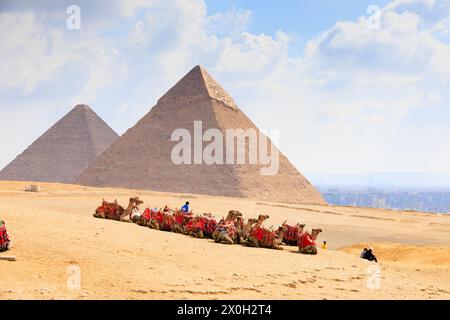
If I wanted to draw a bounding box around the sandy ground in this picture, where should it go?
[0,181,449,300]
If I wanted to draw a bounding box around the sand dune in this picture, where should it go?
[0,181,449,300]
[340,243,450,267]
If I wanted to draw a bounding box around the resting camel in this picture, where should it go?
[212,210,240,244]
[184,214,217,239]
[94,197,143,222]
[172,209,193,234]
[149,209,175,231]
[298,228,323,255]
[246,225,287,250]
[93,199,125,221]
[281,221,306,246]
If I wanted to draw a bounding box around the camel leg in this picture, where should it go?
[220,236,234,245]
[193,230,204,239]
[212,231,220,242]
[149,220,160,230]
[93,212,105,219]
[299,245,317,255]
[172,224,182,233]
[245,236,260,248]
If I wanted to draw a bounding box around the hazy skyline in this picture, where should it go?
[1,0,449,176]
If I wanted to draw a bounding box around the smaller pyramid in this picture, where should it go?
[0,104,119,183]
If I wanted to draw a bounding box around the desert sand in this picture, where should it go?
[0,180,449,300]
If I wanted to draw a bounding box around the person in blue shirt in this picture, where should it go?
[181,201,190,214]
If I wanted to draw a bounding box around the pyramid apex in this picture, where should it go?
[159,65,238,110]
[73,104,92,112]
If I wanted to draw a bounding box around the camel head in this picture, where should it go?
[311,228,323,240]
[276,225,288,238]
[226,210,238,221]
[129,197,143,206]
[203,213,212,218]
[257,214,270,224]
[298,224,306,232]
[228,210,242,219]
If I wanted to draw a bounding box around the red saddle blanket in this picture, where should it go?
[95,201,124,219]
[0,221,10,251]
[251,227,276,244]
[216,220,237,238]
[298,232,315,249]
[284,224,301,243]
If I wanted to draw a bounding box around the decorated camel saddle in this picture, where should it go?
[185,214,218,239]
[298,229,323,255]
[281,221,306,246]
[248,226,286,250]
[0,220,11,252]
[136,207,153,226]
[148,209,175,231]
[94,199,125,221]
[173,209,194,234]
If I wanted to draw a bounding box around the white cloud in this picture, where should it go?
[205,7,253,37]
[1,0,450,175]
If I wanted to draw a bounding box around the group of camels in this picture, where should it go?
[94,197,323,254]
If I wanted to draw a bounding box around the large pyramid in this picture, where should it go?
[76,66,326,204]
[0,104,119,183]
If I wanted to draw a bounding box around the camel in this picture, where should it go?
[94,197,143,222]
[135,207,155,227]
[298,228,323,255]
[280,221,306,246]
[238,218,258,244]
[246,225,287,250]
[148,209,175,231]
[212,210,240,244]
[93,199,126,221]
[184,214,218,239]
[172,209,193,234]
[199,214,218,239]
[0,220,11,253]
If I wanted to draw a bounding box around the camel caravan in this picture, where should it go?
[93,197,323,255]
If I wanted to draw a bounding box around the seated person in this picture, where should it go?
[180,201,190,214]
[360,248,378,263]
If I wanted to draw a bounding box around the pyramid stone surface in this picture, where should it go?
[76,66,326,204]
[0,105,119,183]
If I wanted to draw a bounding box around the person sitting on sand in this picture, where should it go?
[360,248,378,263]
[0,220,11,252]
[181,201,190,214]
